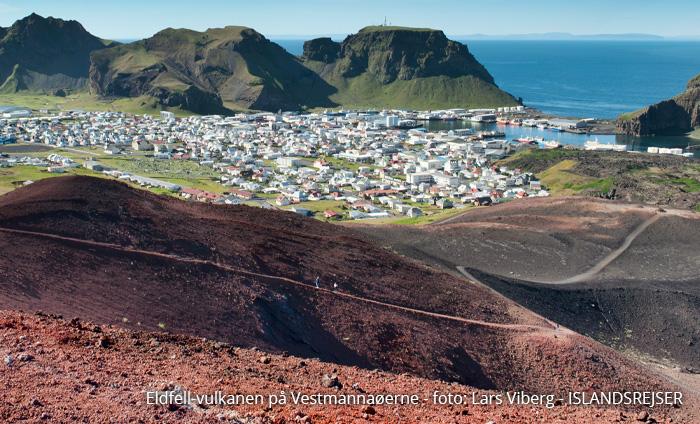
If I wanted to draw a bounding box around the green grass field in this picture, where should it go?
[0,164,189,198]
[391,207,465,225]
[617,110,642,122]
[322,74,518,111]
[0,91,193,117]
[98,156,227,193]
[0,166,105,195]
[321,157,371,172]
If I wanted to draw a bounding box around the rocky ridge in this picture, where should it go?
[89,26,336,114]
[617,72,700,136]
[0,14,519,113]
[301,26,520,110]
[0,13,114,93]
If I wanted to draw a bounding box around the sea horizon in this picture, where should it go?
[273,39,700,121]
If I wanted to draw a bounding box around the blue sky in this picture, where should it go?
[0,0,698,39]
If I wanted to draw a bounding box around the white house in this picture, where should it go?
[277,157,302,168]
[276,195,290,206]
[407,207,423,218]
[160,111,175,120]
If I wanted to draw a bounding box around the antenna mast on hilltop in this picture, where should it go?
[384,16,387,26]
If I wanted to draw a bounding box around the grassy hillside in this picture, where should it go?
[617,72,700,136]
[90,26,337,113]
[0,14,114,93]
[302,26,518,111]
[499,149,700,209]
[323,73,518,110]
[1,16,519,114]
[0,91,192,117]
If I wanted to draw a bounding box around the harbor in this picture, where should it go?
[355,107,698,154]
[420,115,699,153]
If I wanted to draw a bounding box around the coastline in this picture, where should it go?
[519,107,617,135]
[518,108,699,143]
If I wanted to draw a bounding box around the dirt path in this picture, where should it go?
[0,226,562,334]
[62,147,105,156]
[456,265,570,332]
[427,207,475,226]
[548,213,663,284]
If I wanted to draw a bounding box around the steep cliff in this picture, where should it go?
[617,73,700,136]
[2,15,519,114]
[0,13,114,93]
[89,26,337,113]
[301,26,519,110]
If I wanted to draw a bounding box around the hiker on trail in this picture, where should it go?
[333,282,338,292]
[315,276,320,288]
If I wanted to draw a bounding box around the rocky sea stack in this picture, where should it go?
[617,72,700,136]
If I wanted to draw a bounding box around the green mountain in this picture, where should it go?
[90,24,518,114]
[617,73,700,136]
[89,26,338,114]
[0,13,115,94]
[1,15,519,114]
[301,26,520,110]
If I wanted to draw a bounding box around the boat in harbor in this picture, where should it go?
[396,119,419,129]
[513,136,543,144]
[416,113,439,120]
[547,126,565,132]
[509,119,522,126]
[536,122,549,129]
[469,114,497,123]
[453,128,474,136]
[496,116,509,125]
[541,140,562,149]
[584,139,627,152]
[478,130,506,139]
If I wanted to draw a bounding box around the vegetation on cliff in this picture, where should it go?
[302,26,519,110]
[617,72,700,136]
[0,15,518,114]
[500,149,700,209]
[0,13,114,94]
[89,26,337,114]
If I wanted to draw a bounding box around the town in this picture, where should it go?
[0,107,552,223]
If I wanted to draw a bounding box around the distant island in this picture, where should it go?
[452,32,669,41]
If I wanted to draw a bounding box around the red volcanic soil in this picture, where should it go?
[0,311,680,423]
[349,196,700,393]
[0,177,697,421]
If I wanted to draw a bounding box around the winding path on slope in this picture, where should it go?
[547,213,663,284]
[426,206,474,226]
[455,213,663,286]
[0,226,563,334]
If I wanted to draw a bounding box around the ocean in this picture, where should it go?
[273,39,700,150]
[273,39,700,120]
[463,40,700,120]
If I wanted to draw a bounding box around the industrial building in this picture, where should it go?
[548,118,588,129]
[0,105,31,118]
